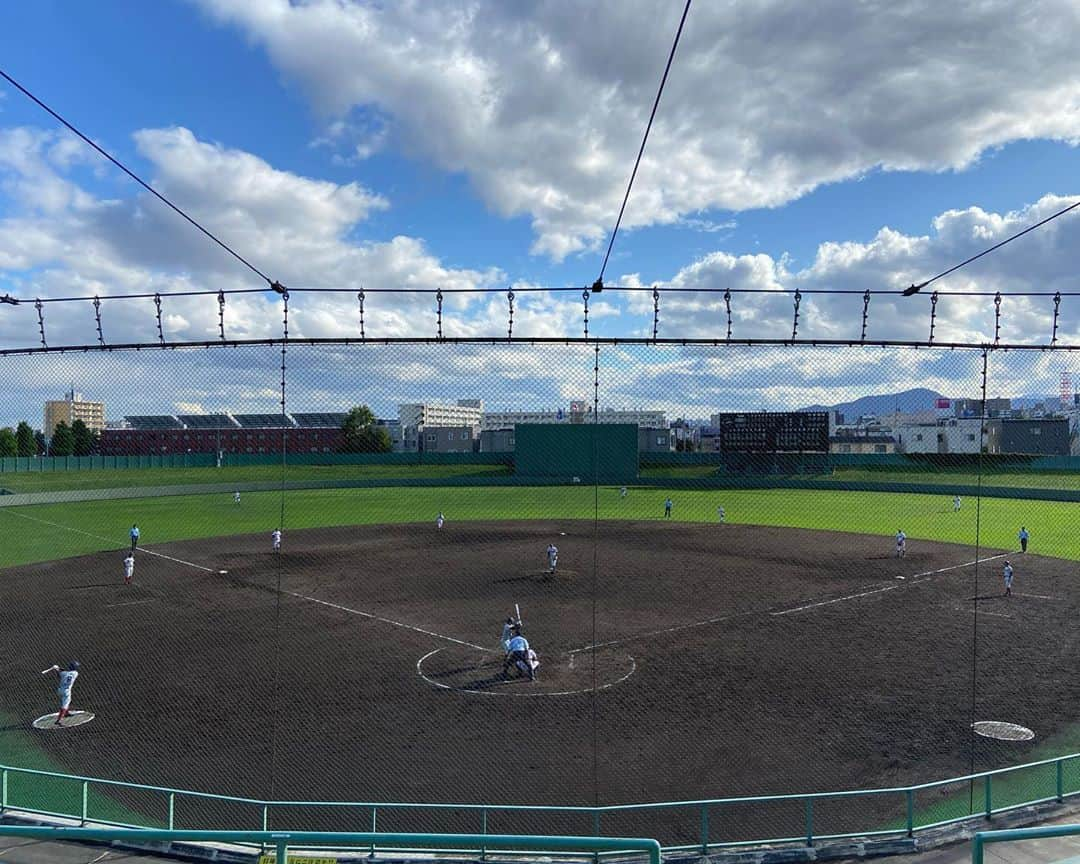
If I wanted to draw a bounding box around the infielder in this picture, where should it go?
[44,662,80,725]
[895,529,906,558]
[953,495,961,512]
[123,553,135,586]
[129,524,140,552]
[234,491,241,506]
[1003,560,1014,596]
[664,497,673,519]
[503,632,537,681]
[1019,527,1029,553]
[546,543,558,573]
[717,505,725,523]
[436,512,445,529]
[271,528,282,552]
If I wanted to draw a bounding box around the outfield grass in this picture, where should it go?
[0,462,510,494]
[640,465,1080,490]
[1,484,1074,569]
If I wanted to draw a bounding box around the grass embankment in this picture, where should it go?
[0,462,510,494]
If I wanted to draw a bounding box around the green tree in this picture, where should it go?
[15,421,35,456]
[71,418,99,456]
[341,406,392,453]
[51,421,74,456]
[0,428,16,457]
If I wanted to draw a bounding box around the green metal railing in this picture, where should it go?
[3,753,1080,852]
[0,826,661,864]
[973,824,1080,864]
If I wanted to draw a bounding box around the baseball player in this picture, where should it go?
[234,491,241,506]
[500,616,519,653]
[271,528,282,552]
[1018,526,1029,553]
[503,632,536,681]
[436,512,445,529]
[620,486,627,499]
[129,524,140,552]
[1003,560,1014,596]
[664,497,673,519]
[895,529,906,559]
[546,543,558,573]
[953,495,961,512]
[44,662,80,725]
[717,505,725,523]
[123,553,135,586]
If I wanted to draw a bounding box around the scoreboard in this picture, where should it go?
[710,411,829,452]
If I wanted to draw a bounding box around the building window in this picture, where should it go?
[426,433,436,443]
[508,437,515,446]
[840,444,852,453]
[937,433,944,443]
[1031,428,1041,435]
[915,434,923,441]
[447,431,455,440]
[874,444,887,454]
[656,436,666,446]
[967,434,975,441]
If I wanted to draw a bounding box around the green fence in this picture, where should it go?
[0,825,661,863]
[3,753,1079,853]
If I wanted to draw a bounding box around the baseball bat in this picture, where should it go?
[40,666,56,675]
[515,603,521,626]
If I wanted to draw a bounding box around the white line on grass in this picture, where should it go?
[1,509,218,573]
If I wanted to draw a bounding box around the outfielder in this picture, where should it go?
[953,495,961,512]
[44,662,80,725]
[436,512,445,529]
[717,505,725,523]
[620,486,627,499]
[129,524,140,552]
[123,553,135,586]
[1003,560,1014,596]
[546,543,558,573]
[234,491,241,506]
[271,528,282,552]
[895,529,906,558]
[1019,527,1029,553]
[664,497,673,518]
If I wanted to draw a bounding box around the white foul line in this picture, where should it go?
[569,551,1014,652]
[282,590,489,652]
[1,509,218,573]
[3,506,490,651]
[770,553,1011,617]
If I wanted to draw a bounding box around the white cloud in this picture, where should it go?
[194,0,1080,259]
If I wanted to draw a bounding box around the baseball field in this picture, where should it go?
[1,478,1078,844]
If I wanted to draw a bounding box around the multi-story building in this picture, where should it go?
[482,404,666,430]
[399,401,484,429]
[985,418,1070,455]
[44,389,106,436]
[829,432,896,454]
[638,426,673,452]
[893,418,984,454]
[418,425,479,453]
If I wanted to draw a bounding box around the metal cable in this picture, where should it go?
[596,0,692,285]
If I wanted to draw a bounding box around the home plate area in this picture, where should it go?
[418,645,636,696]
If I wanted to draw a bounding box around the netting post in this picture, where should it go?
[80,780,88,825]
[480,807,487,860]
[168,792,175,830]
[906,789,914,836]
[370,806,377,856]
[984,776,993,819]
[592,811,601,864]
[1,768,6,811]
[275,839,287,864]
[1057,760,1065,802]
[804,798,813,846]
[699,804,709,854]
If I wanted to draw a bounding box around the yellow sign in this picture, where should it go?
[258,856,338,864]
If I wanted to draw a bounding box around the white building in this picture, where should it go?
[483,404,666,430]
[894,418,984,454]
[399,401,484,429]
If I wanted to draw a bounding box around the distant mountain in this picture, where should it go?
[800,388,947,419]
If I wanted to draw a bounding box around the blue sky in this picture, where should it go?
[1,1,1079,424]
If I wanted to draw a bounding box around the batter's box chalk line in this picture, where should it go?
[33,711,96,730]
[416,647,636,697]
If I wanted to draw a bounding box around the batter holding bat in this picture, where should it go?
[41,661,80,726]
